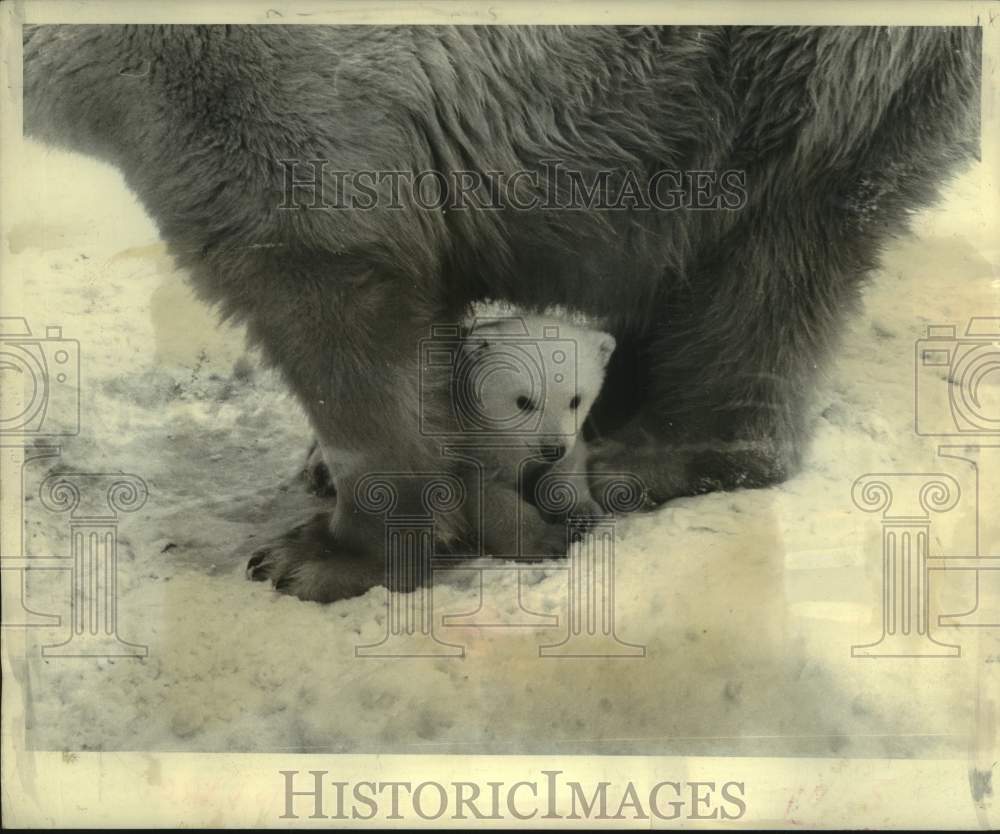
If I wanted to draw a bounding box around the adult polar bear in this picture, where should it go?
[23,25,980,602]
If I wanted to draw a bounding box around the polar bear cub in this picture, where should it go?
[455,301,616,556]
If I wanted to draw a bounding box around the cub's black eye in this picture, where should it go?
[516,396,536,412]
[569,395,581,410]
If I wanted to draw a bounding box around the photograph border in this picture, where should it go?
[2,1,997,827]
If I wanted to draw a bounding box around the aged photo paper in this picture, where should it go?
[1,0,997,828]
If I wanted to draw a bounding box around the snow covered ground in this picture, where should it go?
[3,142,997,757]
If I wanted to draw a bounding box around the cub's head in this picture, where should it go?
[456,313,615,461]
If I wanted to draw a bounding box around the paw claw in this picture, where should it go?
[241,513,383,603]
[245,549,271,581]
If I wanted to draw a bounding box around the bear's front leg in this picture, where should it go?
[240,263,465,603]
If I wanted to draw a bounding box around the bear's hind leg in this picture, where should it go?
[589,221,852,508]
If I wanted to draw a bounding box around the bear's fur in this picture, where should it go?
[22,25,981,602]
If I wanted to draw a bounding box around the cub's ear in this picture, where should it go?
[597,333,616,367]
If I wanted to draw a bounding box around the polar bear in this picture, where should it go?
[23,26,980,601]
[451,303,616,557]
